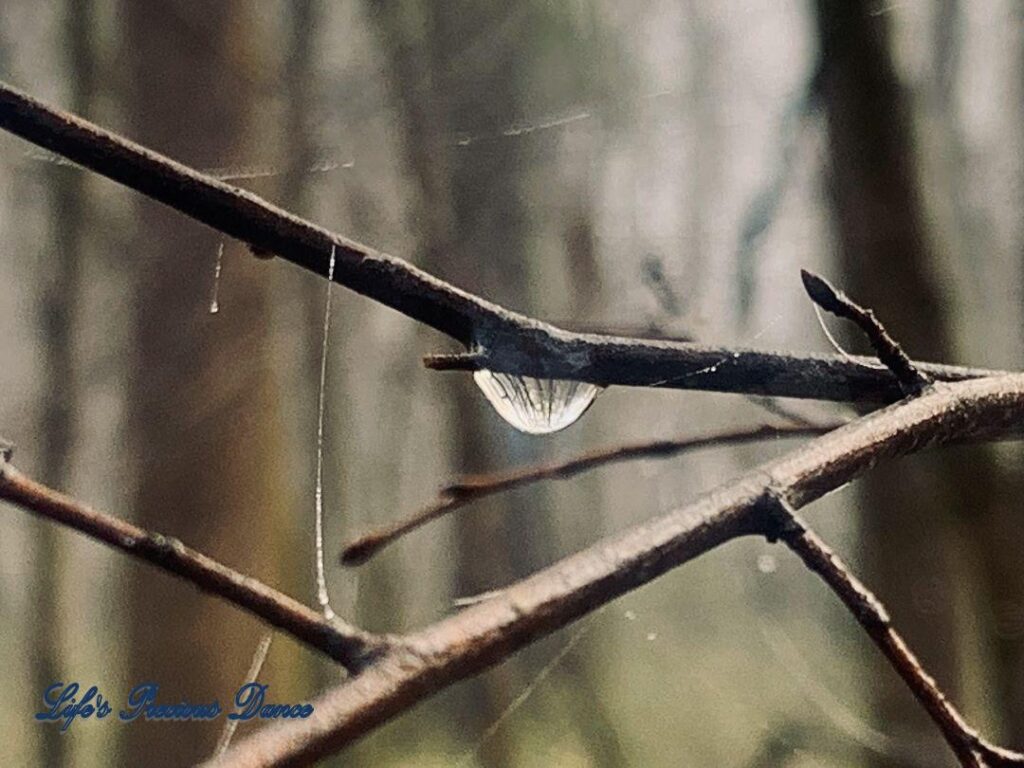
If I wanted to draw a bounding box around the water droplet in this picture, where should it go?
[645,632,658,641]
[757,554,777,574]
[624,610,637,621]
[473,370,601,435]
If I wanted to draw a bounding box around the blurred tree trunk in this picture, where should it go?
[33,1,94,766]
[963,1,1024,748]
[926,0,1024,750]
[364,4,629,765]
[121,3,289,764]
[363,8,517,765]
[974,442,1024,749]
[814,1,1000,762]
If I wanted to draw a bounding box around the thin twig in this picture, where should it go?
[0,80,1004,402]
[422,351,487,371]
[757,494,1024,768]
[210,374,1024,768]
[801,269,930,395]
[340,423,843,566]
[0,459,384,672]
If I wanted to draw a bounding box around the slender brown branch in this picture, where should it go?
[0,80,1005,402]
[210,374,1024,768]
[801,268,930,395]
[340,422,843,566]
[760,494,1024,768]
[0,458,385,673]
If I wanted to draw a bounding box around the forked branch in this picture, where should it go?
[0,80,1004,402]
[209,375,1024,768]
[801,269,930,395]
[760,493,1023,768]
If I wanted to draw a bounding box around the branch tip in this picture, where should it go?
[800,269,844,313]
[800,268,929,396]
[339,535,387,567]
[423,351,484,371]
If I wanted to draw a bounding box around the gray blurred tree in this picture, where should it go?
[363,3,629,765]
[813,0,1015,762]
[120,2,293,764]
[33,1,94,766]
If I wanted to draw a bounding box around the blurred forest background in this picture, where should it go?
[1,1,1023,766]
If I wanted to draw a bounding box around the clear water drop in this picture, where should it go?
[472,370,601,435]
[757,553,778,574]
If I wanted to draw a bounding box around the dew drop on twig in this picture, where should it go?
[472,370,601,435]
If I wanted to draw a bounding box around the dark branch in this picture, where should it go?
[340,422,843,566]
[422,351,486,371]
[421,341,984,403]
[801,268,930,395]
[759,494,1024,768]
[210,374,1024,768]
[0,80,1004,402]
[0,459,385,672]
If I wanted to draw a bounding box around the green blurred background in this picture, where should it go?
[1,1,1022,766]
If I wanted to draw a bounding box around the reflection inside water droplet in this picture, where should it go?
[473,370,602,435]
